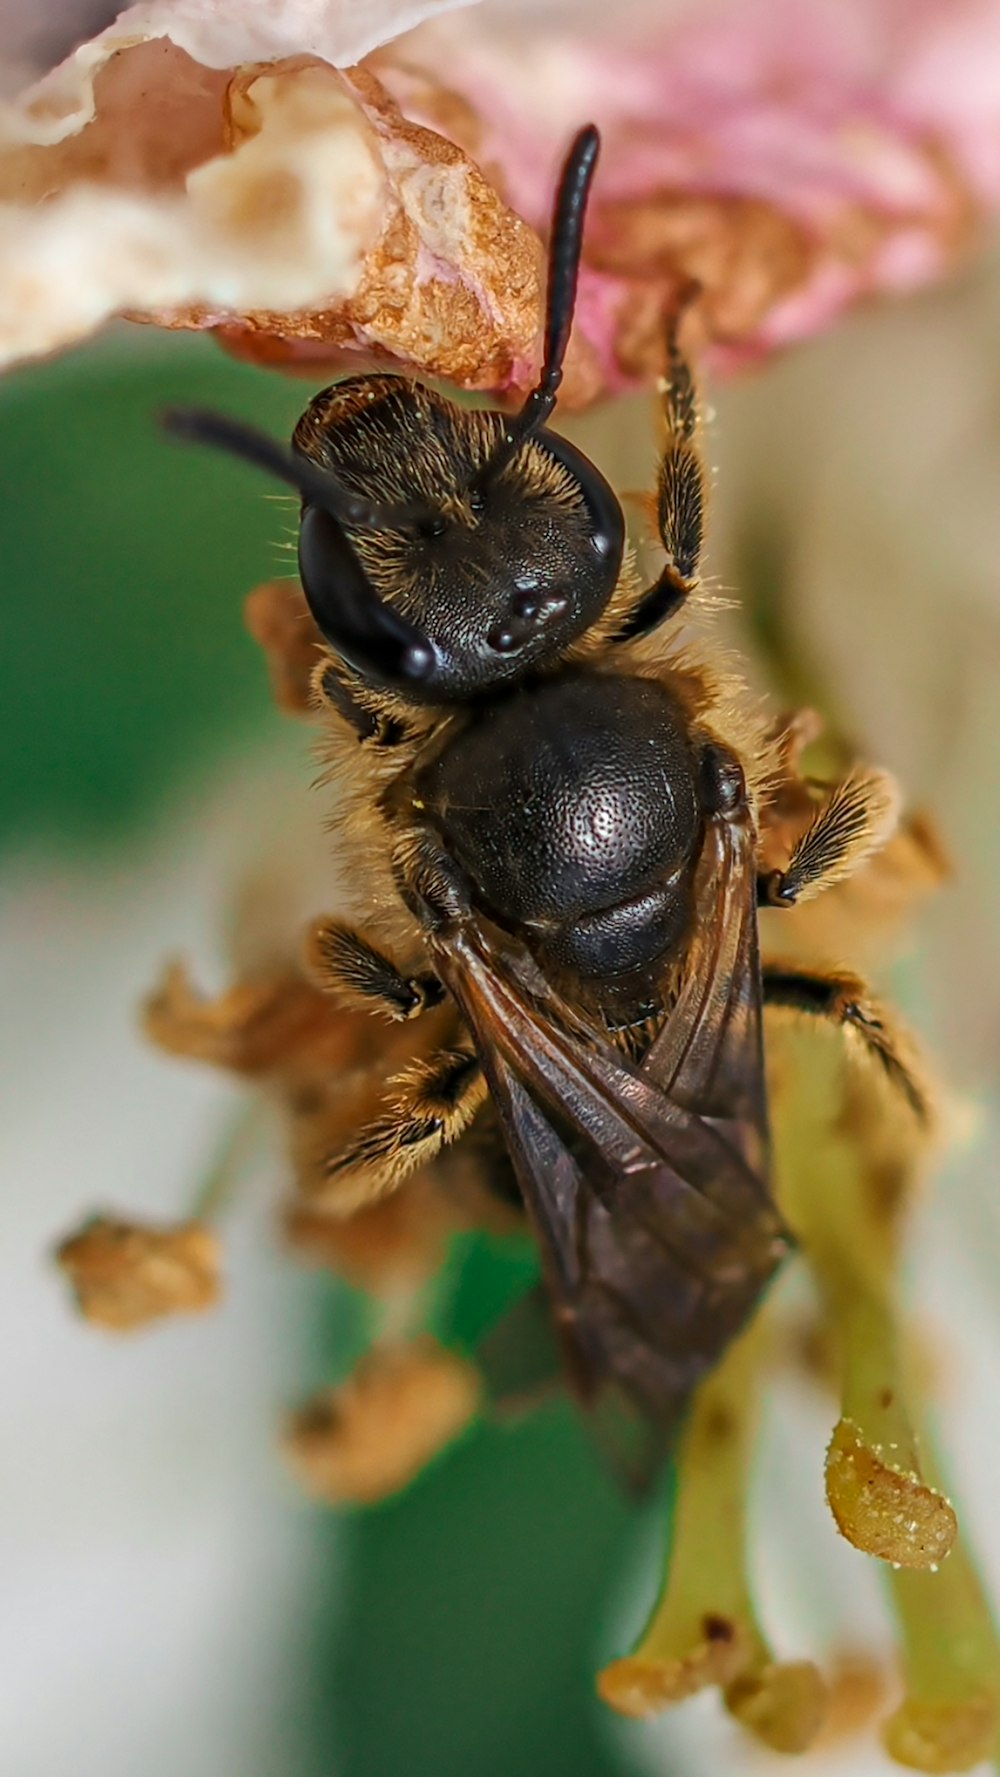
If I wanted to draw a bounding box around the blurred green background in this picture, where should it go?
[0,336,295,844]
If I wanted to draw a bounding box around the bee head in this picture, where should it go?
[286,374,623,700]
[163,125,625,704]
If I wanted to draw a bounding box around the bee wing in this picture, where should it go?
[428,807,788,1442]
[643,802,770,1152]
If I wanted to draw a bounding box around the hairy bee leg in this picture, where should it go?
[762,965,932,1127]
[612,296,706,643]
[309,1048,487,1213]
[244,581,420,752]
[313,660,415,747]
[758,768,901,908]
[305,917,445,1022]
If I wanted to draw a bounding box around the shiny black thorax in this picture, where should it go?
[417,672,703,1010]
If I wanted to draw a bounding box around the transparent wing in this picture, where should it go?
[428,806,789,1445]
[644,801,770,1153]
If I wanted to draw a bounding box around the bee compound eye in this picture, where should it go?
[533,431,626,590]
[298,504,437,689]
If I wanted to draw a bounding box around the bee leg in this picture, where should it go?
[244,587,415,748]
[762,965,933,1127]
[313,662,417,748]
[758,768,901,908]
[611,293,706,643]
[305,918,445,1022]
[310,1048,487,1213]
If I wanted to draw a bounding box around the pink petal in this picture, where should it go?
[379,0,1000,388]
[0,0,999,393]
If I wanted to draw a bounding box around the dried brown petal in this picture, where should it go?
[143,957,371,1077]
[762,812,951,976]
[6,1,1000,388]
[144,60,554,395]
[1,53,387,366]
[758,710,949,970]
[0,38,552,395]
[56,1214,220,1330]
[283,1174,455,1297]
[283,1338,480,1505]
[244,579,325,716]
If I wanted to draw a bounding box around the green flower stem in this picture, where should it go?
[883,1422,1000,1773]
[770,1017,953,1567]
[598,1317,826,1752]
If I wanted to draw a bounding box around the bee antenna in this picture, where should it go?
[472,123,600,492]
[161,406,439,687]
[161,406,436,533]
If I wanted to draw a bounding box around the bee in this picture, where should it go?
[164,126,914,1471]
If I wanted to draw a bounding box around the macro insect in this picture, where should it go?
[163,125,916,1471]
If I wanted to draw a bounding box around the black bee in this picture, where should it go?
[165,126,902,1467]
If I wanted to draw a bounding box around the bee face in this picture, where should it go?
[162,127,617,703]
[293,378,625,701]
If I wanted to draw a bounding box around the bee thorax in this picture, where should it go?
[417,673,702,986]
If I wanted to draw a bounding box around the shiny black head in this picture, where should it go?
[289,375,623,698]
[162,124,625,704]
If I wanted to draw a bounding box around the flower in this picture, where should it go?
[4,0,1000,390]
[50,555,997,1769]
[32,2,1000,1770]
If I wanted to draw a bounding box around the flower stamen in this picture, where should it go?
[598,1318,827,1752]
